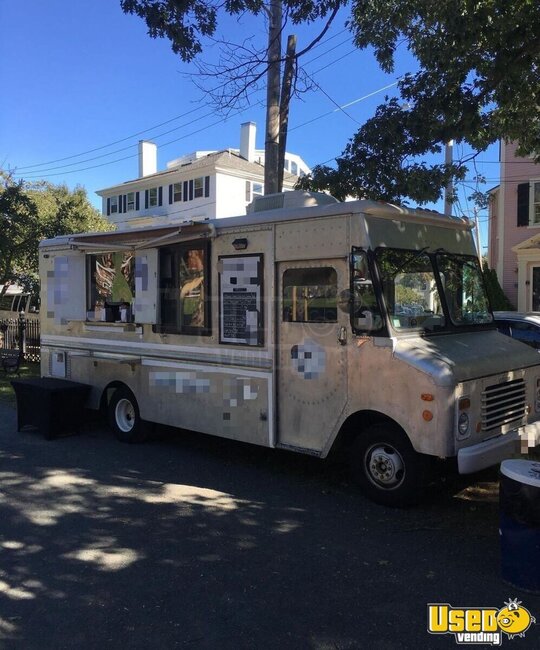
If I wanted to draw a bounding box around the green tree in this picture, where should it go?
[120,0,346,194]
[300,0,540,204]
[0,177,41,294]
[0,174,111,295]
[483,262,514,311]
[29,182,112,240]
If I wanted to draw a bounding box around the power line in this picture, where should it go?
[14,108,218,176]
[12,29,355,173]
[14,105,204,172]
[303,72,361,126]
[19,109,250,179]
[18,79,401,180]
[289,81,399,133]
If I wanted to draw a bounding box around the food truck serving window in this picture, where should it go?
[282,267,337,323]
[158,242,210,335]
[87,253,135,322]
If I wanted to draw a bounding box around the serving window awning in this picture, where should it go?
[68,222,215,252]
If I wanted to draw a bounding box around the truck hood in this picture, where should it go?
[393,330,540,386]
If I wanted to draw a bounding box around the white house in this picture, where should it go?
[96,122,310,230]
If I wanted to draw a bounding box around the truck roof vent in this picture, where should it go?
[247,190,339,213]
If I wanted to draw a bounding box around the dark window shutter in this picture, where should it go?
[106,198,111,216]
[119,195,124,213]
[189,180,194,201]
[158,187,163,206]
[145,190,149,210]
[204,176,210,198]
[135,192,140,211]
[183,181,188,201]
[517,183,530,227]
[169,184,173,204]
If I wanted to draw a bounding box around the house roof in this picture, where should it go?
[96,150,299,195]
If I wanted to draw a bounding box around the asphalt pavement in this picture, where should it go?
[0,400,539,649]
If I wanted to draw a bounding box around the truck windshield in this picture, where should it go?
[374,248,493,333]
[436,253,493,326]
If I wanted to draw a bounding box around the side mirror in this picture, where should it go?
[355,311,373,330]
[354,311,383,332]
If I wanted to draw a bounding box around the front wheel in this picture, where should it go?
[350,423,429,507]
[107,387,148,443]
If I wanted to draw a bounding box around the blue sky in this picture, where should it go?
[1,0,495,251]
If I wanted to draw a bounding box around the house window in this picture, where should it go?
[290,161,298,175]
[194,177,204,199]
[533,181,540,225]
[149,188,158,207]
[126,192,136,211]
[282,267,337,323]
[173,183,182,202]
[87,252,135,321]
[158,243,210,335]
[110,196,118,214]
[245,181,263,202]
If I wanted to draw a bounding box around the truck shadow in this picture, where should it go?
[1,409,538,649]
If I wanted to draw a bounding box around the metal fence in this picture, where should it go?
[0,317,40,363]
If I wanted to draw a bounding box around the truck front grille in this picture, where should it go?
[481,378,526,432]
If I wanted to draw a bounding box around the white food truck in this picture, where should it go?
[39,192,540,505]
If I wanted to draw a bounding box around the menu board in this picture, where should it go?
[219,255,263,345]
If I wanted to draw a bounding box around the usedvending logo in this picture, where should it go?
[428,598,535,645]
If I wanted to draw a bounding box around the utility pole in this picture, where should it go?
[264,0,282,196]
[474,206,483,266]
[277,34,297,193]
[444,140,454,216]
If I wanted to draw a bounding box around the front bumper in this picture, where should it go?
[457,421,540,474]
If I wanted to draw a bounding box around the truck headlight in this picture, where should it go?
[458,412,470,436]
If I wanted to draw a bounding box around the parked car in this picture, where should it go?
[493,311,540,350]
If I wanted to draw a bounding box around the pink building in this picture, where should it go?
[489,142,540,311]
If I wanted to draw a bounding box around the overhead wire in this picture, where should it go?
[18,77,401,179]
[14,105,204,172]
[13,28,354,173]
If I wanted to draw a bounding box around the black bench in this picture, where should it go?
[10,377,91,440]
[1,349,21,375]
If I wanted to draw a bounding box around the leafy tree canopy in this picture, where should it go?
[300,0,540,204]
[121,1,347,193]
[0,174,111,294]
[120,0,344,61]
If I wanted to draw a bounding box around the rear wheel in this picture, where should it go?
[350,423,429,507]
[107,387,148,443]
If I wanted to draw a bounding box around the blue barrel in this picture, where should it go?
[499,460,540,593]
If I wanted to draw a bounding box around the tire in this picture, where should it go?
[350,423,429,507]
[107,386,148,443]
